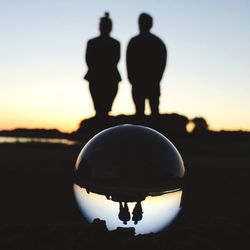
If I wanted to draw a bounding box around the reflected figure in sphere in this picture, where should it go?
[84,12,121,117]
[126,13,167,117]
[132,201,143,225]
[118,202,131,225]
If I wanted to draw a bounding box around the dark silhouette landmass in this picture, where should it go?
[191,117,209,134]
[1,114,250,144]
[72,113,189,141]
[0,113,190,142]
[0,128,70,139]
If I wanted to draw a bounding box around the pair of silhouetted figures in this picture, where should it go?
[84,12,167,117]
[118,201,143,225]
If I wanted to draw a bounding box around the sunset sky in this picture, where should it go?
[1,0,250,132]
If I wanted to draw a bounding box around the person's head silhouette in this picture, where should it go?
[138,13,153,34]
[100,12,112,36]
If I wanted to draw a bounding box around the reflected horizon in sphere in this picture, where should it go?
[73,124,185,235]
[74,184,183,235]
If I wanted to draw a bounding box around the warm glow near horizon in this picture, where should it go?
[1,0,250,133]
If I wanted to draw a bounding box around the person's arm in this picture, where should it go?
[158,41,167,82]
[114,41,120,65]
[161,42,167,74]
[85,41,94,68]
[126,40,134,83]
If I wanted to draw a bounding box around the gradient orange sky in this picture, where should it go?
[1,0,250,133]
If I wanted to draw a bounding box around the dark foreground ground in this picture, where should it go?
[0,134,250,249]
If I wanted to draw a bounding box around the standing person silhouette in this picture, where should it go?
[126,13,167,117]
[84,12,121,117]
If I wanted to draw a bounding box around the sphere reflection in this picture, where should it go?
[74,185,182,234]
[73,124,185,234]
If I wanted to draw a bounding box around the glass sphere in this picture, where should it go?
[73,124,185,235]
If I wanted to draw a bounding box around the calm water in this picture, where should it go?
[0,136,80,145]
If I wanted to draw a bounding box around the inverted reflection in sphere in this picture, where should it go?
[73,124,185,235]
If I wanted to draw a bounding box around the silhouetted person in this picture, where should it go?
[118,202,130,225]
[132,201,143,224]
[126,13,167,117]
[84,12,121,117]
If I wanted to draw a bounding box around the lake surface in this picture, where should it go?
[0,136,80,145]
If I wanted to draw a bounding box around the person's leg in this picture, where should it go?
[89,81,108,117]
[148,84,160,116]
[149,96,159,116]
[106,83,118,114]
[132,85,145,117]
[89,82,98,116]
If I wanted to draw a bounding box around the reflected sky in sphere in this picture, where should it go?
[74,184,182,235]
